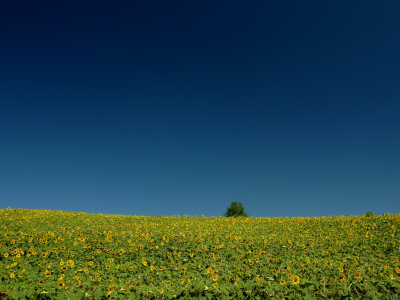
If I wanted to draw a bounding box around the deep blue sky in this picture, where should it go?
[1,1,399,218]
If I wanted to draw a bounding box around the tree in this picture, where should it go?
[363,211,374,217]
[223,202,249,218]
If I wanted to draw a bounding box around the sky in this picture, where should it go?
[1,0,399,219]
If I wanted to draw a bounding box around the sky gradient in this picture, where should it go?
[1,0,399,218]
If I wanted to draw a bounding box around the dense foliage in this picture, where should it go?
[223,202,249,218]
[0,208,399,299]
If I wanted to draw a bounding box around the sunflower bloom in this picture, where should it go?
[67,260,74,267]
[293,276,300,284]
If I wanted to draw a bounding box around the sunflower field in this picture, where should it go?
[0,208,399,300]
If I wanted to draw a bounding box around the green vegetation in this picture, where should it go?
[364,212,375,218]
[0,207,399,299]
[223,202,249,218]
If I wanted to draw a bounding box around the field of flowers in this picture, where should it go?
[0,207,399,300]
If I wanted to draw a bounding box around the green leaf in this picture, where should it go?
[58,292,68,300]
[226,282,234,292]
[164,291,174,299]
[94,287,104,299]
[6,289,17,299]
[304,294,314,300]
[23,288,37,299]
[273,284,282,291]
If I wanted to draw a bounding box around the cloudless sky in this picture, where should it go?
[1,0,399,218]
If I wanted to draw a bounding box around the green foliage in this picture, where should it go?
[364,211,374,217]
[1,208,400,299]
[223,201,249,218]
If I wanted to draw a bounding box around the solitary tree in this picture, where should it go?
[223,202,249,218]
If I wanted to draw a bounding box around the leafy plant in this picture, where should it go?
[364,211,374,217]
[223,201,249,218]
[1,208,399,299]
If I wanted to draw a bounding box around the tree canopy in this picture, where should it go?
[223,201,249,218]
